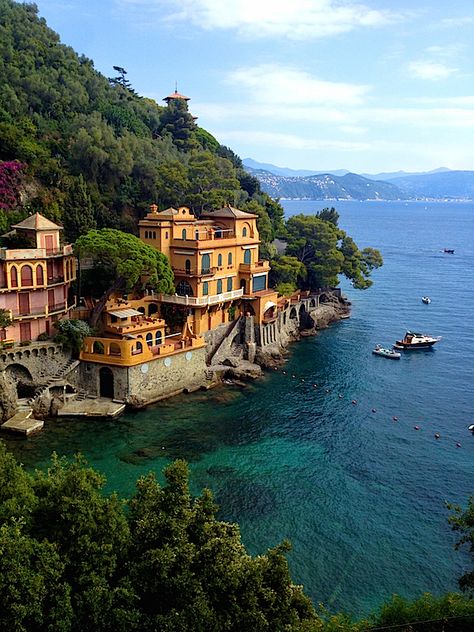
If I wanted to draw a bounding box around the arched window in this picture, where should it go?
[145,230,148,239]
[109,342,121,356]
[133,341,143,355]
[185,259,191,274]
[93,341,105,354]
[181,228,187,240]
[217,279,223,294]
[21,265,33,286]
[195,230,199,240]
[217,254,222,267]
[10,266,18,288]
[228,252,232,265]
[36,266,44,285]
[155,331,162,345]
[146,333,153,346]
[215,228,223,238]
[227,277,233,292]
[148,303,158,316]
[201,254,210,274]
[202,281,209,296]
[153,231,156,239]
[244,249,252,264]
[242,227,247,237]
[165,231,169,239]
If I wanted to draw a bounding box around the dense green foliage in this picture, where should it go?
[0,443,316,631]
[273,210,383,290]
[448,496,474,592]
[53,319,92,356]
[0,0,283,244]
[0,442,473,632]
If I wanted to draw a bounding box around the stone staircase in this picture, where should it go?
[27,358,80,407]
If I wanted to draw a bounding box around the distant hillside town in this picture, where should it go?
[243,159,474,201]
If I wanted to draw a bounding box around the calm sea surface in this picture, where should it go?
[4,200,474,617]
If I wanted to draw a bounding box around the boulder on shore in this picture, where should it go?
[226,361,263,380]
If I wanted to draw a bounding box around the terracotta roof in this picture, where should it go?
[11,212,63,231]
[163,90,190,102]
[202,206,257,219]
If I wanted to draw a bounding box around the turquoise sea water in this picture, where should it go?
[4,201,474,617]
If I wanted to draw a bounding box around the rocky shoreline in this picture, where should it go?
[215,299,349,382]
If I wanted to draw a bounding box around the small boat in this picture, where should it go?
[394,331,441,350]
[372,344,401,359]
[421,296,431,304]
[443,248,455,254]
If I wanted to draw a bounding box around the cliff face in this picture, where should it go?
[0,373,17,422]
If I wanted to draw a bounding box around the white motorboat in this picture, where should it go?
[394,331,441,350]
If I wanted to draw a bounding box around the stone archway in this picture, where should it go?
[5,363,35,398]
[99,367,114,399]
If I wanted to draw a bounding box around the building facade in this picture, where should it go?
[139,204,278,334]
[0,213,76,343]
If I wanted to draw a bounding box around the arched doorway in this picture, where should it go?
[240,279,246,293]
[99,367,114,399]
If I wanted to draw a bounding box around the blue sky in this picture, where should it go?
[36,1,474,173]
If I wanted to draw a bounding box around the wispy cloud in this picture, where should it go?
[218,130,370,152]
[438,16,474,28]
[407,60,457,80]
[117,0,395,39]
[225,64,370,106]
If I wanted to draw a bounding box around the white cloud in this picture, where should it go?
[225,64,370,106]
[218,130,370,152]
[438,16,474,28]
[407,60,457,80]
[117,0,394,39]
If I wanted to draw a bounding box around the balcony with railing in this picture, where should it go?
[47,275,65,286]
[0,244,73,261]
[160,287,244,307]
[239,260,270,274]
[11,301,71,319]
[172,266,217,278]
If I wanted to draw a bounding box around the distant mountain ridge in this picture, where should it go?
[245,167,403,201]
[243,158,349,178]
[244,159,474,200]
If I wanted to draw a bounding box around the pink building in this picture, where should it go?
[0,213,76,343]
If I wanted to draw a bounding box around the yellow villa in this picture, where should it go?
[139,204,278,334]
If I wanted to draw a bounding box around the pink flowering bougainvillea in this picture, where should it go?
[0,161,26,211]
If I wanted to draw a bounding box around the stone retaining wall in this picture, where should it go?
[76,346,209,406]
